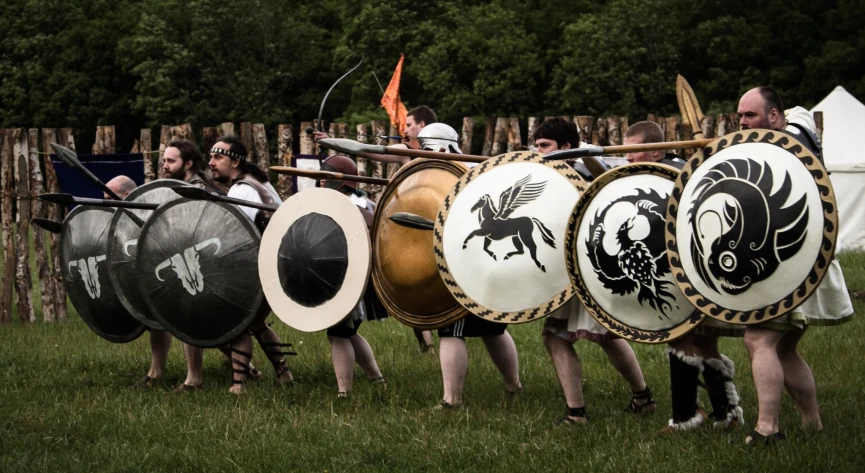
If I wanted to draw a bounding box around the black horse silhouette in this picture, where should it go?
[462,174,556,272]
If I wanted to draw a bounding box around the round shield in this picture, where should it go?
[107,179,188,330]
[566,163,704,343]
[371,158,471,329]
[435,151,587,323]
[60,206,145,343]
[666,130,838,324]
[136,199,264,347]
[259,187,371,332]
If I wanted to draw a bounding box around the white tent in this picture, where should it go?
[811,86,865,252]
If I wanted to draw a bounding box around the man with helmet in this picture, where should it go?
[316,154,388,397]
[209,136,296,394]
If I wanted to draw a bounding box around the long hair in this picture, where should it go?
[214,135,269,183]
[167,138,222,191]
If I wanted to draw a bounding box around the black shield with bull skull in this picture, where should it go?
[136,198,265,348]
[107,179,188,330]
[61,206,146,343]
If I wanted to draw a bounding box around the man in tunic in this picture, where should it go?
[535,117,655,424]
[737,87,854,444]
[208,136,295,394]
[623,122,744,432]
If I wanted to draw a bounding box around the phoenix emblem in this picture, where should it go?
[586,189,677,317]
[462,174,556,272]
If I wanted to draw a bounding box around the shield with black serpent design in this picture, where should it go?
[666,130,838,324]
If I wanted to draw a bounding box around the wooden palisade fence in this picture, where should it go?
[0,112,823,322]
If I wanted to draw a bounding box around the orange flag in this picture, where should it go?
[381,54,408,134]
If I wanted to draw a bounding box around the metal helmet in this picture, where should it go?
[418,123,462,154]
[320,154,357,192]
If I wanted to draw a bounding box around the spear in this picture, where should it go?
[302,127,403,141]
[269,166,390,186]
[388,212,434,231]
[51,143,124,201]
[542,139,714,161]
[677,74,707,140]
[318,138,487,163]
[39,193,159,210]
[171,186,280,212]
[32,218,64,234]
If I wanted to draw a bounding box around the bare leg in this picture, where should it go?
[329,336,355,394]
[598,338,647,392]
[777,329,822,429]
[439,337,468,405]
[148,330,172,379]
[217,344,260,379]
[182,343,204,386]
[349,334,383,381]
[543,334,584,409]
[744,326,785,435]
[481,332,521,392]
[229,334,253,395]
[251,321,293,384]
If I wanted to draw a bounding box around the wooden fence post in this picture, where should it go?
[460,117,474,155]
[680,123,695,159]
[387,122,401,177]
[607,117,622,146]
[664,117,681,155]
[140,129,154,182]
[313,119,324,155]
[481,118,495,156]
[355,124,369,194]
[29,129,55,322]
[299,122,314,155]
[575,116,593,145]
[41,128,67,321]
[276,124,293,198]
[326,123,339,157]
[202,127,219,156]
[526,117,539,149]
[814,111,823,142]
[1,130,14,322]
[715,114,730,137]
[506,118,522,152]
[219,122,235,137]
[726,113,739,132]
[12,129,34,322]
[700,115,715,139]
[490,117,509,156]
[92,126,115,154]
[157,125,170,175]
[368,121,387,202]
[594,117,608,145]
[252,123,270,174]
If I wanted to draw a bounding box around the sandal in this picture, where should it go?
[337,391,349,399]
[370,376,387,391]
[745,429,786,446]
[555,406,589,425]
[132,375,162,388]
[624,386,657,414]
[433,399,463,410]
[171,382,204,394]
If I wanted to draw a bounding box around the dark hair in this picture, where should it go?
[757,86,784,116]
[407,105,437,126]
[213,135,269,183]
[623,121,664,144]
[534,117,580,149]
[167,138,220,189]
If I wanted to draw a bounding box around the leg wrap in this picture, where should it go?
[702,354,744,428]
[667,347,704,430]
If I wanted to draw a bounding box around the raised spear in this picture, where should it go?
[269,166,390,186]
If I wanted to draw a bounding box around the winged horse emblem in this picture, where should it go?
[462,174,556,272]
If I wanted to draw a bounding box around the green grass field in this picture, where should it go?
[0,250,863,472]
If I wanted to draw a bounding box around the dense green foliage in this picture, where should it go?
[0,251,863,471]
[1,0,863,149]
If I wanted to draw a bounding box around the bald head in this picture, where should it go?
[105,175,137,199]
[738,87,786,131]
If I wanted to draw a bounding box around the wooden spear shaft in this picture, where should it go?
[602,138,714,154]
[270,166,390,186]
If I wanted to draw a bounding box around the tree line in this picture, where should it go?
[1,0,862,151]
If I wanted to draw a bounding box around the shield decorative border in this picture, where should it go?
[566,163,704,343]
[434,151,587,324]
[665,130,838,324]
[259,187,371,332]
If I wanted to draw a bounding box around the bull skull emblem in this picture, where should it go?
[154,238,221,296]
[68,255,107,299]
[123,239,138,257]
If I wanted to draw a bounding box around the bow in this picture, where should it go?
[317,54,365,132]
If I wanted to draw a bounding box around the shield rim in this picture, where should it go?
[434,151,587,324]
[61,205,146,344]
[665,129,838,324]
[566,162,704,343]
[136,198,265,347]
[106,179,189,330]
[259,187,371,332]
[371,158,471,330]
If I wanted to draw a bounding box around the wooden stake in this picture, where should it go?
[41,128,65,321]
[368,121,387,202]
[1,130,14,322]
[202,127,219,156]
[490,118,508,156]
[607,117,622,146]
[595,117,608,146]
[506,118,522,152]
[388,122,401,176]
[526,117,539,148]
[664,117,680,155]
[240,122,256,164]
[276,124,293,198]
[12,129,34,322]
[28,129,54,322]
[481,118,495,156]
[299,122,314,155]
[355,123,369,194]
[814,111,823,142]
[460,117,474,155]
[575,116,593,145]
[141,129,154,182]
[252,123,270,173]
[219,122,235,137]
[157,125,170,174]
